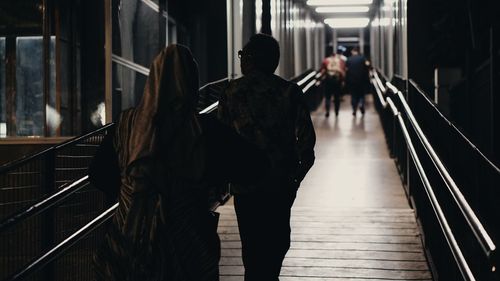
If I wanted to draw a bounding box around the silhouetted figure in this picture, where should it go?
[218,34,316,281]
[89,44,267,281]
[320,47,346,117]
[346,47,370,116]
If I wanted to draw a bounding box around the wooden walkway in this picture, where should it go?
[218,96,433,280]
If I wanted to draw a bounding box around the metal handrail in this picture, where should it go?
[372,71,387,93]
[1,70,319,280]
[408,79,500,173]
[111,54,150,76]
[386,97,398,116]
[199,77,228,91]
[393,86,497,258]
[372,76,477,281]
[0,176,89,232]
[371,74,387,108]
[0,77,234,280]
[5,203,118,281]
[302,79,317,93]
[0,123,114,174]
[297,71,317,87]
[395,111,476,281]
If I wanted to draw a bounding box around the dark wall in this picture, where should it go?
[80,0,105,133]
[408,0,499,163]
[407,0,435,96]
[168,0,227,85]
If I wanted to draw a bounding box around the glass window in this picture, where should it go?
[112,0,165,112]
[16,37,44,136]
[15,36,56,137]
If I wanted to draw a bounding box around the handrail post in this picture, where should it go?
[41,149,56,280]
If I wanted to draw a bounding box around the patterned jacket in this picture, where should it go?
[218,72,316,192]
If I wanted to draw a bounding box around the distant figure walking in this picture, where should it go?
[320,47,346,117]
[346,47,370,116]
[218,33,316,281]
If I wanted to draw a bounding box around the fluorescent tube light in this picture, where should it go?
[337,37,360,42]
[307,0,373,6]
[316,6,369,13]
[324,18,369,28]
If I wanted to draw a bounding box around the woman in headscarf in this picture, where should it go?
[90,45,227,281]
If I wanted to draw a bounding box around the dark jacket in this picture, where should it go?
[217,72,316,193]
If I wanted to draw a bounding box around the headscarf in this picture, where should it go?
[124,44,201,168]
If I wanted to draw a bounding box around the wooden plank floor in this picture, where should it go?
[218,96,432,281]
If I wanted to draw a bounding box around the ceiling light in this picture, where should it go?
[337,37,360,42]
[307,0,373,6]
[316,6,370,13]
[324,18,369,28]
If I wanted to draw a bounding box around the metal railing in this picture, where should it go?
[291,69,325,111]
[0,70,321,281]
[371,70,499,281]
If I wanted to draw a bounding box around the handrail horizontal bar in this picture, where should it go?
[297,71,317,87]
[199,77,228,92]
[0,176,90,232]
[372,71,386,93]
[0,123,114,174]
[386,97,398,116]
[199,101,219,114]
[6,203,119,281]
[112,54,150,76]
[408,79,500,174]
[395,89,497,257]
[371,76,387,108]
[289,69,314,81]
[386,81,399,94]
[396,112,476,281]
[302,79,317,93]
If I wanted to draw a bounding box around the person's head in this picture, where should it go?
[126,44,201,166]
[138,44,200,137]
[336,45,346,55]
[239,33,280,75]
[351,46,360,55]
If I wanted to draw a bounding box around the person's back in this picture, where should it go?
[90,45,220,281]
[321,53,346,117]
[220,72,302,187]
[323,54,345,79]
[218,33,315,281]
[346,47,369,115]
[346,51,368,88]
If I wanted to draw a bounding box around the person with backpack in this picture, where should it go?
[320,47,346,117]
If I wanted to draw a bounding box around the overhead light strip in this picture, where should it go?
[324,18,369,28]
[307,0,373,6]
[316,6,370,13]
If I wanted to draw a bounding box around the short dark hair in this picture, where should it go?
[244,33,280,73]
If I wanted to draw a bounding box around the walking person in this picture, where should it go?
[320,47,346,117]
[89,44,267,281]
[218,33,316,281]
[346,47,370,116]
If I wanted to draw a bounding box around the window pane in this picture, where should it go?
[112,61,147,111]
[47,36,59,136]
[16,37,44,136]
[115,0,160,68]
[0,37,5,137]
